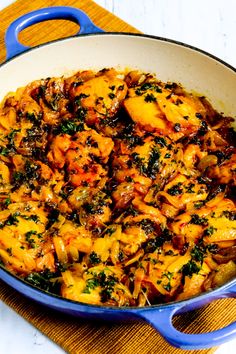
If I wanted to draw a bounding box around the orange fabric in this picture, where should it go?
[0,1,235,353]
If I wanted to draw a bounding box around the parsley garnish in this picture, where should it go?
[89,251,101,265]
[108,93,115,99]
[144,93,157,102]
[0,147,10,156]
[54,120,84,135]
[162,271,174,291]
[167,182,183,196]
[182,260,201,278]
[203,226,217,236]
[190,214,208,226]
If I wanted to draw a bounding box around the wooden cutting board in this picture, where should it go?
[0,0,140,64]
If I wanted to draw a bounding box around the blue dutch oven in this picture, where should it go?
[0,6,236,350]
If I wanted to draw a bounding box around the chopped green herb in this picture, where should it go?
[145,228,172,253]
[25,112,39,124]
[4,196,11,206]
[194,201,205,209]
[175,99,183,105]
[203,226,217,236]
[154,136,167,147]
[6,247,12,256]
[83,199,105,215]
[195,113,203,119]
[57,263,69,272]
[0,147,10,156]
[129,145,161,178]
[104,227,116,236]
[162,271,174,292]
[147,146,160,178]
[221,210,236,221]
[89,251,101,265]
[190,214,208,226]
[83,278,100,293]
[55,120,84,135]
[131,152,146,175]
[74,93,90,105]
[140,82,153,91]
[185,183,195,194]
[86,136,98,148]
[182,260,201,278]
[164,82,177,90]
[190,245,205,264]
[25,230,40,248]
[125,176,134,182]
[25,270,60,294]
[165,250,175,256]
[207,243,219,254]
[135,88,142,96]
[0,212,20,229]
[6,129,20,148]
[46,209,59,229]
[108,93,115,99]
[118,251,125,262]
[83,270,118,302]
[167,182,183,196]
[144,93,157,102]
[139,218,155,235]
[22,214,40,223]
[72,81,83,87]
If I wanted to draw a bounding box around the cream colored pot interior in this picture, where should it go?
[0,34,236,120]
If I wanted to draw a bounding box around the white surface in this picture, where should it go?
[0,0,236,353]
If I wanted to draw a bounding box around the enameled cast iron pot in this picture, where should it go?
[0,6,236,350]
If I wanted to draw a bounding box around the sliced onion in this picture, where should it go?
[212,245,236,264]
[197,155,218,172]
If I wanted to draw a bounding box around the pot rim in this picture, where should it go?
[1,32,236,74]
[1,261,235,313]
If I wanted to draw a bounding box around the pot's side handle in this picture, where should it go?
[138,284,236,350]
[5,6,104,60]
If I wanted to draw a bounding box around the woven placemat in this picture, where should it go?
[0,1,235,353]
[1,279,236,354]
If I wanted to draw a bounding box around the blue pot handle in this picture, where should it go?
[139,283,236,349]
[5,6,104,60]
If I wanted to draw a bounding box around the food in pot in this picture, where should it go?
[0,68,235,306]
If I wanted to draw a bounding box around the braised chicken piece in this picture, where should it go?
[66,68,127,130]
[112,134,183,192]
[151,173,209,217]
[123,77,206,140]
[0,202,55,275]
[170,198,236,246]
[207,151,236,186]
[61,264,133,306]
[27,77,70,124]
[47,128,114,187]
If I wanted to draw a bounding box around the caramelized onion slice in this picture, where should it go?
[212,245,236,264]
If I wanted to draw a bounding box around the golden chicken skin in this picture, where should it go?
[123,74,207,140]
